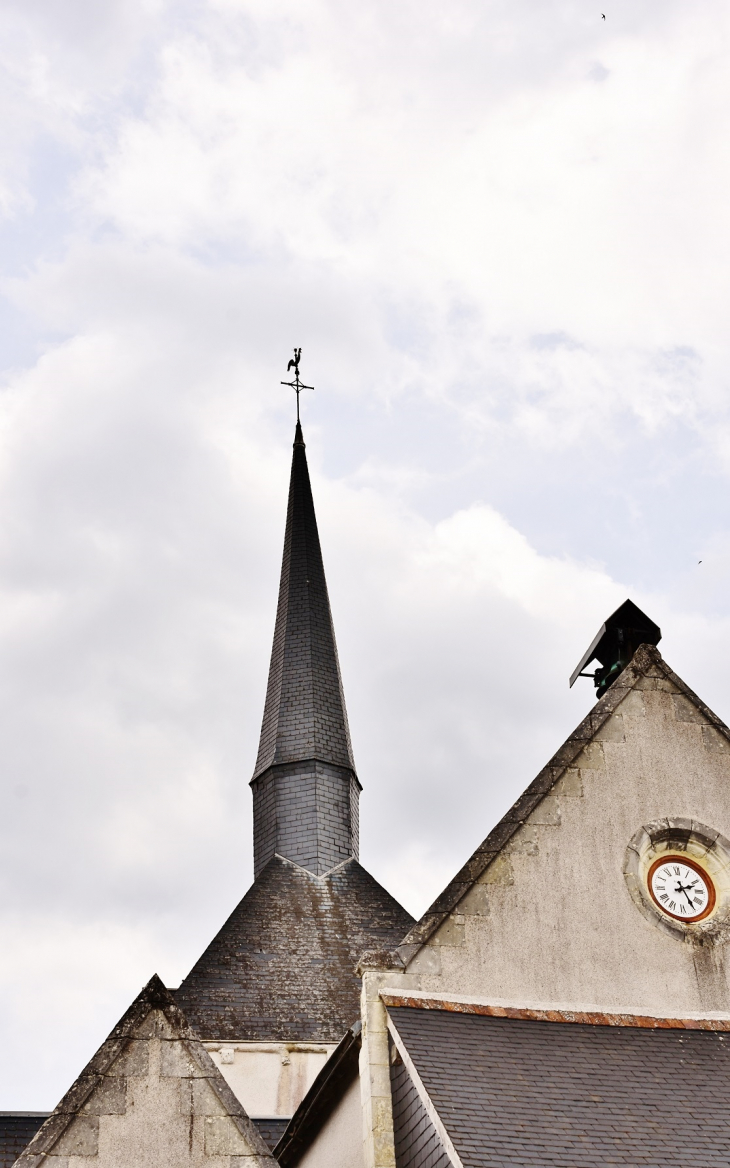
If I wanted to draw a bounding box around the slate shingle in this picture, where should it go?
[175,857,414,1041]
[251,421,360,877]
[0,1115,48,1168]
[389,1006,730,1167]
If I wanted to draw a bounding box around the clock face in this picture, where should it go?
[648,855,715,922]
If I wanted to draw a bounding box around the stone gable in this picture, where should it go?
[16,976,273,1168]
[391,645,730,1016]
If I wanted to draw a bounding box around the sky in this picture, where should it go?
[2,0,730,1107]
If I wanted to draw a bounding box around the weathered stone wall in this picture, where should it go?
[400,677,730,1014]
[19,1003,272,1168]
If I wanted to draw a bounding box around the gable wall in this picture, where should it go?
[402,679,730,1015]
[30,1009,269,1168]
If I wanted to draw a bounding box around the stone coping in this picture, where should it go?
[381,991,730,1030]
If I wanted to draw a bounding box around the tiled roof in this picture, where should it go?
[0,1115,48,1168]
[253,422,355,780]
[175,856,414,1041]
[252,1118,290,1151]
[390,1060,451,1168]
[388,1005,730,1166]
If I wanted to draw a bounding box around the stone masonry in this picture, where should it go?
[15,976,272,1168]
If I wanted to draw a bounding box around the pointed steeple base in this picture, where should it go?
[252,760,360,877]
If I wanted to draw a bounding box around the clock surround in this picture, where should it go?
[624,818,730,939]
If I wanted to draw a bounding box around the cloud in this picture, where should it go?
[2,0,730,1111]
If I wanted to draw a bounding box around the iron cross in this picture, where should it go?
[281,348,314,422]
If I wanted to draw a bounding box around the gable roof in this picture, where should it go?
[16,974,273,1168]
[175,856,414,1041]
[253,421,355,781]
[387,1002,730,1167]
[387,643,730,968]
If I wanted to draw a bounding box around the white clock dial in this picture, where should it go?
[648,856,715,922]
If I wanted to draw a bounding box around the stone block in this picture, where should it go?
[372,1129,397,1168]
[672,694,706,723]
[620,690,646,718]
[54,1116,99,1158]
[179,1077,227,1116]
[133,1009,175,1041]
[368,1061,393,1099]
[432,915,465,946]
[552,770,583,798]
[594,714,625,743]
[479,853,514,886]
[459,883,490,916]
[203,1116,252,1156]
[81,1075,127,1115]
[529,795,561,827]
[703,726,730,753]
[406,945,441,975]
[160,1040,205,1078]
[108,1040,148,1077]
[365,1001,388,1037]
[572,742,605,771]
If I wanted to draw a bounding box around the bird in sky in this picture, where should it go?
[601,13,606,18]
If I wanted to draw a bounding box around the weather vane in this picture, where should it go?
[281,348,314,423]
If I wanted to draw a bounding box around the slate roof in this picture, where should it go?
[391,643,730,967]
[175,856,414,1041]
[253,421,355,779]
[253,1118,290,1152]
[388,1004,730,1167]
[0,1116,48,1168]
[391,1059,451,1168]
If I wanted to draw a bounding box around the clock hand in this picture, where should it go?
[675,881,696,908]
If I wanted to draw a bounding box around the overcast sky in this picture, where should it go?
[2,0,730,1108]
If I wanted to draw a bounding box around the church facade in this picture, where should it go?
[5,420,730,1167]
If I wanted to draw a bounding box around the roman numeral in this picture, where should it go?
[669,900,677,909]
[680,905,686,914]
[673,866,680,875]
[660,894,669,902]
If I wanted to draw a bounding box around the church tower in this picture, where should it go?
[174,421,413,1145]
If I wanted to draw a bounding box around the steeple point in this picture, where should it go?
[251,391,359,877]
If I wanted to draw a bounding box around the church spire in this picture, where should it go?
[250,421,360,877]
